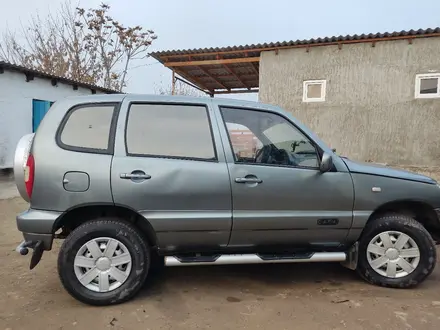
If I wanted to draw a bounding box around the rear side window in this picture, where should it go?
[58,104,116,153]
[126,103,216,161]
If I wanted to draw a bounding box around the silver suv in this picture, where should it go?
[14,94,439,305]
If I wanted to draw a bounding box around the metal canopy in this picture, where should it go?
[150,50,261,96]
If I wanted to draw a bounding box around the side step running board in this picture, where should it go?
[165,252,346,267]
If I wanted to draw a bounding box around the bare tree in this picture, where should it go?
[0,1,157,91]
[154,79,206,97]
[0,14,71,77]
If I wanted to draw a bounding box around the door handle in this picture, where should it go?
[235,177,262,184]
[120,173,151,180]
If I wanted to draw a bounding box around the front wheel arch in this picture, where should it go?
[364,200,440,242]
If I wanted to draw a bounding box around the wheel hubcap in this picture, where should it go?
[74,237,132,293]
[366,231,420,278]
[96,257,112,271]
[385,248,399,260]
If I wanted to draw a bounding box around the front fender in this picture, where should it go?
[345,173,440,244]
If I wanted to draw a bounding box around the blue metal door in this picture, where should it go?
[32,99,53,132]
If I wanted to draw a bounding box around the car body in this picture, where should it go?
[14,94,439,305]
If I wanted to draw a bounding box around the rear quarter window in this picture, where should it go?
[126,103,216,161]
[57,103,117,153]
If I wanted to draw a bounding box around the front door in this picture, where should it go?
[218,106,354,249]
[111,101,232,252]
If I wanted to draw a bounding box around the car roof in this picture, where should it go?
[63,93,282,113]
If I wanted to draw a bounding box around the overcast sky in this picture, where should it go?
[2,0,440,101]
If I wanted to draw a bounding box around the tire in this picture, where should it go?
[357,213,437,288]
[58,218,150,306]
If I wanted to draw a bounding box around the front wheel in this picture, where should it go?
[356,214,437,288]
[58,218,150,305]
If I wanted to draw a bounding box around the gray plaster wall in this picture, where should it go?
[259,38,440,165]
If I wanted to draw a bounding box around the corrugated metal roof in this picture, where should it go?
[150,27,440,94]
[151,27,440,58]
[0,61,118,94]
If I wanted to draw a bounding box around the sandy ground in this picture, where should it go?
[0,197,439,330]
[0,171,18,200]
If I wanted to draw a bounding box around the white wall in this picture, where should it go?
[0,70,103,168]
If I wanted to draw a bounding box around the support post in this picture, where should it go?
[171,70,176,95]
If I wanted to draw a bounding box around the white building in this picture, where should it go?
[0,61,116,169]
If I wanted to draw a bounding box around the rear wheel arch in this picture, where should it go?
[53,204,158,247]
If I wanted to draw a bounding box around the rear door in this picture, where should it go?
[111,97,232,252]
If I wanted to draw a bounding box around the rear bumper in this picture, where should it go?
[16,237,48,269]
[20,232,54,250]
[16,208,61,269]
[17,208,62,233]
[16,208,62,250]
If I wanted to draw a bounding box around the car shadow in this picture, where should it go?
[138,262,357,298]
[132,262,359,322]
[130,261,440,323]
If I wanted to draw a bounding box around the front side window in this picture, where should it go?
[221,107,319,168]
[226,123,263,162]
[126,103,216,161]
[59,104,116,152]
[415,73,440,98]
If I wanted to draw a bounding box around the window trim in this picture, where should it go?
[303,80,326,103]
[415,73,440,99]
[219,105,323,171]
[124,102,218,162]
[55,102,120,155]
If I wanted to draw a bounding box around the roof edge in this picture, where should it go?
[150,27,440,60]
[0,61,118,94]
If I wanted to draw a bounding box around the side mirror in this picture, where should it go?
[320,152,333,173]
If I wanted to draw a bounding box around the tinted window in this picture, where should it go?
[60,104,115,151]
[221,107,319,168]
[420,78,438,94]
[126,104,216,160]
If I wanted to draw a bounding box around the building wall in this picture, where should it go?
[259,37,440,166]
[0,70,102,168]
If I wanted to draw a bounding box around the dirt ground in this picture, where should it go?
[0,197,439,330]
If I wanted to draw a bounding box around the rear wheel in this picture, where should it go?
[357,214,437,288]
[58,218,150,305]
